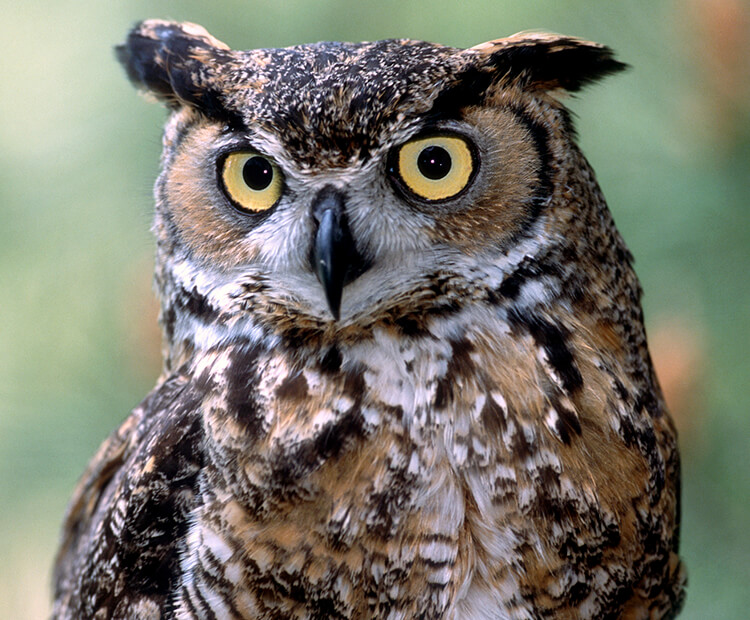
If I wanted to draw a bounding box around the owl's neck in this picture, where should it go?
[155,245,575,377]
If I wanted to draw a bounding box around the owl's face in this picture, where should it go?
[119,21,624,354]
[160,105,542,319]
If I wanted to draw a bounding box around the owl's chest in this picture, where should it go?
[206,325,505,524]
[256,326,502,510]
[179,325,553,616]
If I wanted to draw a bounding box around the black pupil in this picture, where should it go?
[417,145,452,180]
[242,156,273,191]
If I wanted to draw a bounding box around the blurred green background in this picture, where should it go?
[1,0,748,617]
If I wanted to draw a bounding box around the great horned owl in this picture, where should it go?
[52,20,685,619]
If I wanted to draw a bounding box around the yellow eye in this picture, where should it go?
[395,135,476,201]
[220,151,283,213]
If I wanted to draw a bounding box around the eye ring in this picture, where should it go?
[389,133,478,203]
[219,151,284,214]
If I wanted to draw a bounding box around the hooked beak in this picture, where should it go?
[311,187,369,320]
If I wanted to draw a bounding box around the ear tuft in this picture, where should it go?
[469,32,628,93]
[116,20,230,109]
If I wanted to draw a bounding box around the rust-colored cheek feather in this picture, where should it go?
[52,19,685,619]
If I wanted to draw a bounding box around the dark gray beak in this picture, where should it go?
[311,187,369,320]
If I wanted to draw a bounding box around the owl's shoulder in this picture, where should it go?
[52,371,204,617]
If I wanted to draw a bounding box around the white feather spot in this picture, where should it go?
[490,391,507,413]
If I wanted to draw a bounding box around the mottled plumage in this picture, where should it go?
[53,20,685,619]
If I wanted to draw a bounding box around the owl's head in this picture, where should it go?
[118,20,626,364]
